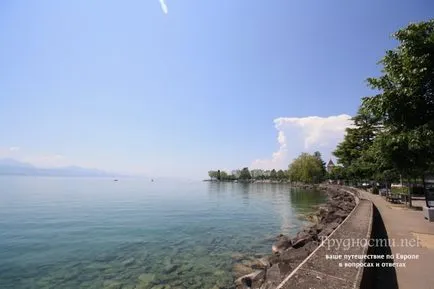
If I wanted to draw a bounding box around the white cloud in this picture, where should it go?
[159,0,168,14]
[9,146,20,151]
[251,114,353,169]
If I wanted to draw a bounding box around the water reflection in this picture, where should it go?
[239,182,250,205]
[207,182,326,235]
[290,187,325,211]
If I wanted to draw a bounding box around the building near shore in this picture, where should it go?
[326,159,335,173]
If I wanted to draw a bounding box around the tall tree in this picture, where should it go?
[328,166,347,182]
[277,169,287,181]
[288,153,325,183]
[332,20,434,206]
[365,20,434,131]
[270,169,277,180]
[239,167,252,180]
[333,105,380,182]
[364,20,434,179]
[220,171,229,180]
[208,170,218,180]
[313,151,327,179]
[251,169,264,179]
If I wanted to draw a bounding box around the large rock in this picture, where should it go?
[318,226,334,238]
[235,270,265,289]
[272,235,292,253]
[334,209,349,218]
[302,225,321,240]
[291,231,313,249]
[313,223,324,233]
[279,247,310,263]
[305,213,319,223]
[330,220,342,229]
[292,237,311,249]
[233,263,254,278]
[248,257,270,270]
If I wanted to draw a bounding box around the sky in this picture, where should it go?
[0,0,433,179]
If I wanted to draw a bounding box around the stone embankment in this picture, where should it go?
[277,198,372,289]
[234,185,366,289]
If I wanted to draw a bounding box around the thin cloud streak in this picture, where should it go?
[159,0,168,14]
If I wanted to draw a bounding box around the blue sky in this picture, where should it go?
[0,0,432,179]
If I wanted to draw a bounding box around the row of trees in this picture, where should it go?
[208,151,328,184]
[208,168,289,181]
[331,20,434,205]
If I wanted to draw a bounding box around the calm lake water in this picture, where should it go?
[0,177,326,289]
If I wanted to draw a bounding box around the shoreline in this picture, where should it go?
[203,179,291,184]
[204,179,320,188]
[233,185,357,289]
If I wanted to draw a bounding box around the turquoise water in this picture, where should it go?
[0,177,326,289]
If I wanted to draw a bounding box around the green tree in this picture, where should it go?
[270,169,277,180]
[220,171,229,180]
[313,151,327,180]
[328,166,346,182]
[365,20,434,132]
[239,167,252,180]
[364,20,434,205]
[263,170,271,180]
[333,105,380,183]
[277,169,287,181]
[288,153,325,183]
[365,20,434,172]
[251,169,264,179]
[331,20,434,205]
[208,170,218,180]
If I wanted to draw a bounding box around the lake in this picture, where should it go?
[0,177,326,289]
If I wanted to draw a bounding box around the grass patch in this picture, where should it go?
[391,187,409,195]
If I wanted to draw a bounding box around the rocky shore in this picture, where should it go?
[233,185,357,289]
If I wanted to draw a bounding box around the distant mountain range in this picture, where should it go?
[0,158,116,177]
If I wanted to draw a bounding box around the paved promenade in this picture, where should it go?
[362,191,434,289]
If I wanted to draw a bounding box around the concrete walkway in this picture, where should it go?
[361,191,434,289]
[277,197,373,289]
